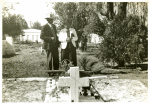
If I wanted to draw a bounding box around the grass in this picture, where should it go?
[2,43,48,78]
[2,43,148,88]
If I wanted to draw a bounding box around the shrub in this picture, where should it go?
[98,14,148,67]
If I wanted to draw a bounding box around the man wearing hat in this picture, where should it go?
[40,14,60,73]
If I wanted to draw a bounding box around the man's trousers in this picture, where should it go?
[46,46,59,70]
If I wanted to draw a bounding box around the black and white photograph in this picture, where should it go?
[1,0,148,102]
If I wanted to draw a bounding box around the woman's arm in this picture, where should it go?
[71,29,78,41]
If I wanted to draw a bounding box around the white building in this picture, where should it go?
[20,29,43,43]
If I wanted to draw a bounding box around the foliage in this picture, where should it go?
[2,3,28,38]
[98,14,148,66]
[76,2,107,37]
[3,14,22,38]
[53,2,77,29]
[3,14,29,37]
[31,21,41,30]
[2,2,14,17]
[53,2,106,41]
[83,12,105,36]
[53,2,148,67]
[2,2,28,38]
[16,14,29,29]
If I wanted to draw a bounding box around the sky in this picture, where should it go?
[3,0,56,26]
[2,0,149,27]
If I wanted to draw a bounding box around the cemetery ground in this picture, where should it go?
[2,43,148,102]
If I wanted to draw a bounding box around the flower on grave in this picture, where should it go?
[68,61,74,67]
[63,61,68,67]
[59,59,74,72]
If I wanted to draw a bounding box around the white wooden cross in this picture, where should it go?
[58,67,89,102]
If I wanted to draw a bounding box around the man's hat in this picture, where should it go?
[45,13,54,20]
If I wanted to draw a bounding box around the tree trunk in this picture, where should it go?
[118,2,127,18]
[107,2,114,20]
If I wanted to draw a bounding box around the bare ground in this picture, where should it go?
[92,79,148,102]
[2,80,46,102]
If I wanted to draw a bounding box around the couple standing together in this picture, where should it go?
[40,14,78,72]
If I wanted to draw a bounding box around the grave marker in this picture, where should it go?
[2,40,7,55]
[58,67,89,102]
[6,37,15,55]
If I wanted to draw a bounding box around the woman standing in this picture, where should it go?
[58,23,78,66]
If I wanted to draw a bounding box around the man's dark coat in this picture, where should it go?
[40,23,60,50]
[40,23,60,70]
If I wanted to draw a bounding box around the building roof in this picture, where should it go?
[22,29,41,33]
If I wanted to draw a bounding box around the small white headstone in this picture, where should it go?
[6,37,15,55]
[6,37,13,45]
